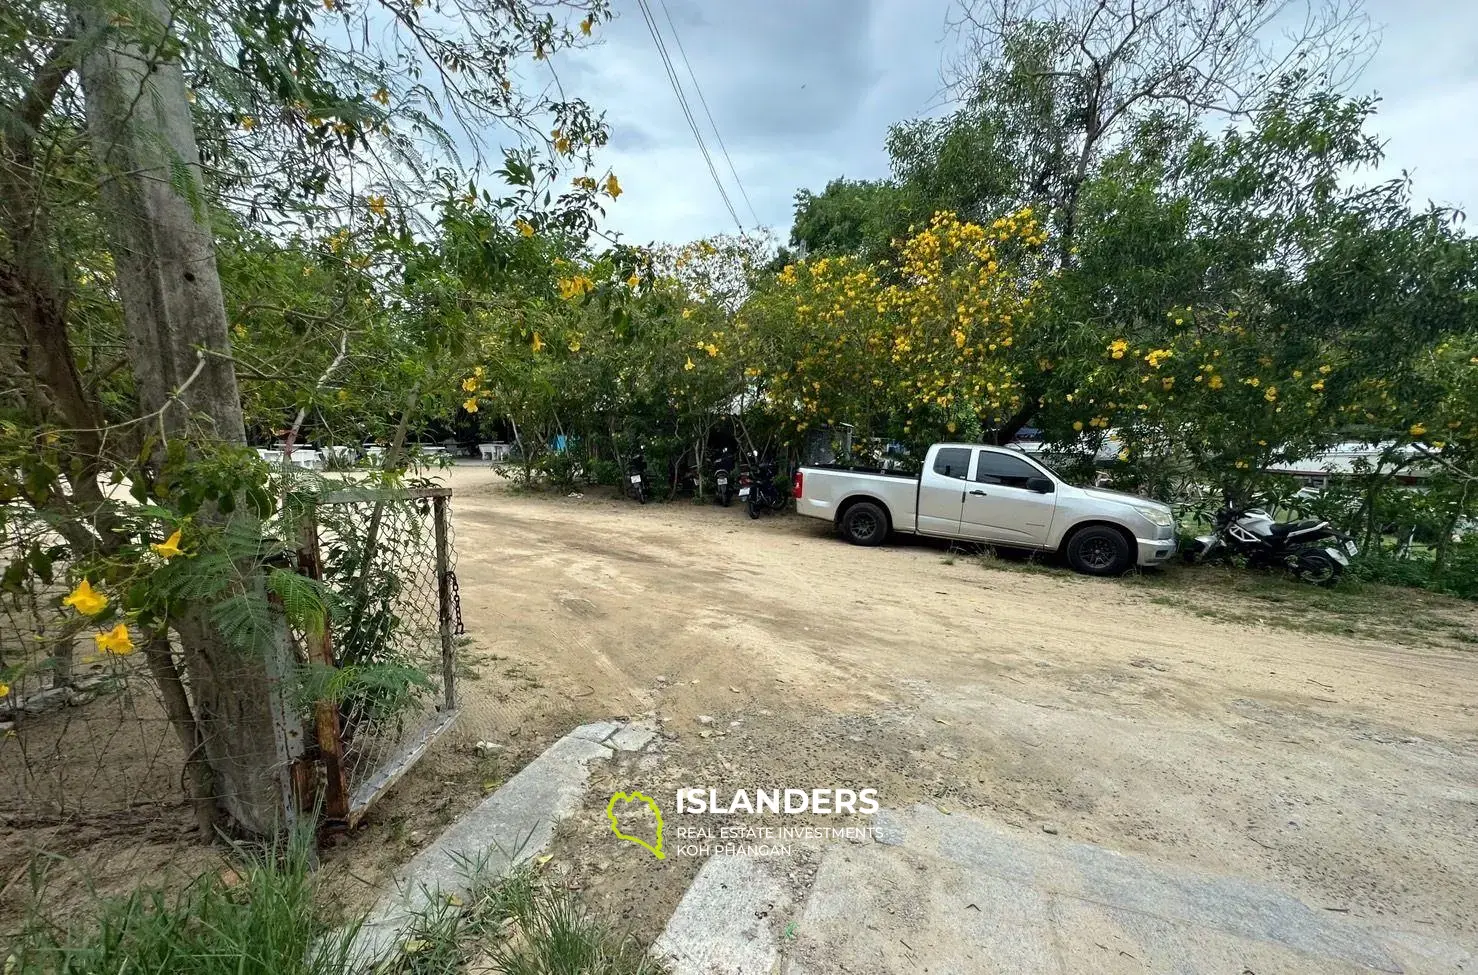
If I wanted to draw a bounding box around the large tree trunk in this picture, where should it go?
[71,0,290,838]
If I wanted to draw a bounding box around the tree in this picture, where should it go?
[1,0,611,837]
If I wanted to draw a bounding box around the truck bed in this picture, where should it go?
[795,464,920,531]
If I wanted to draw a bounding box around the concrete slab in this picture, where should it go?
[653,853,797,975]
[347,720,632,967]
[656,805,1471,975]
[609,726,657,752]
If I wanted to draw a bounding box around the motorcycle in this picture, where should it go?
[713,447,736,507]
[626,446,648,504]
[1184,503,1357,585]
[744,453,788,520]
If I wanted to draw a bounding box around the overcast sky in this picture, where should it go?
[549,0,1476,246]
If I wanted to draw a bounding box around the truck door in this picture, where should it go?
[917,446,972,536]
[959,449,1057,545]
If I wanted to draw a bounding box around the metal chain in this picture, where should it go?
[449,569,465,635]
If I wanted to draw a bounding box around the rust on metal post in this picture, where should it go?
[432,494,457,711]
[295,503,351,832]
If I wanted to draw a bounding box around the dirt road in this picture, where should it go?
[356,467,1478,954]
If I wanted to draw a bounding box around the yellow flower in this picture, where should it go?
[1208,374,1224,390]
[531,332,545,353]
[1072,420,1083,432]
[573,175,597,192]
[627,274,639,289]
[1310,380,1324,391]
[1264,386,1278,402]
[604,173,622,198]
[463,377,480,393]
[580,15,593,34]
[554,136,571,154]
[681,308,692,320]
[367,194,387,216]
[684,356,695,371]
[1109,339,1128,359]
[1161,377,1175,391]
[0,681,8,697]
[151,529,184,560]
[233,323,247,338]
[63,579,108,616]
[1409,423,1427,437]
[568,337,581,352]
[515,218,535,237]
[1145,348,1172,368]
[95,623,134,656]
[372,87,390,106]
[240,116,257,131]
[463,398,479,413]
[1118,448,1131,462]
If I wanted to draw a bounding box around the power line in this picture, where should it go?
[656,0,760,227]
[633,0,744,231]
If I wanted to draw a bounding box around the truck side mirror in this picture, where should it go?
[1027,477,1054,494]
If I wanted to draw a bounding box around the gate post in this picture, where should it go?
[295,501,351,832]
[432,494,457,711]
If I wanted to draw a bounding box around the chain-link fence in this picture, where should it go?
[293,485,462,830]
[0,483,461,926]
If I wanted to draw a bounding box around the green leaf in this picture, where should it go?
[267,568,330,636]
[211,591,277,654]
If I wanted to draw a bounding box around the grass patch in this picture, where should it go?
[386,862,660,975]
[975,546,1062,576]
[1129,564,1478,649]
[9,832,357,975]
[9,836,661,975]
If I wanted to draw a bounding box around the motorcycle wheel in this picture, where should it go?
[1292,549,1341,586]
[636,483,646,505]
[747,495,760,519]
[719,486,731,507]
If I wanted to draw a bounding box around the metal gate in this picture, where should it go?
[291,485,461,830]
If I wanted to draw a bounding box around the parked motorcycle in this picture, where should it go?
[713,446,736,507]
[743,452,788,520]
[1184,503,1357,585]
[626,446,648,504]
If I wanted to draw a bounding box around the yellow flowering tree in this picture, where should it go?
[740,209,1048,456]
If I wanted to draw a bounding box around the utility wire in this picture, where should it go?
[633,0,744,231]
[656,0,760,226]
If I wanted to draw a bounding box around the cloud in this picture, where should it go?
[554,0,1472,245]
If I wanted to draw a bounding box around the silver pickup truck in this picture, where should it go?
[793,442,1177,575]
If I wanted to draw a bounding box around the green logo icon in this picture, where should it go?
[606,790,665,859]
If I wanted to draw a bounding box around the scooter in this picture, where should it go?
[626,446,648,504]
[1184,503,1357,585]
[713,447,735,507]
[745,453,788,520]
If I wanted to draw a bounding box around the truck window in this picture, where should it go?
[932,447,972,479]
[974,451,1041,489]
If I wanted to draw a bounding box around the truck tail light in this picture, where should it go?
[792,470,804,499]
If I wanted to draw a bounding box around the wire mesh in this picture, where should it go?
[0,569,212,926]
[302,486,460,827]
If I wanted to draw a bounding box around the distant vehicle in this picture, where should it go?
[744,452,787,519]
[713,446,736,507]
[626,445,648,504]
[794,443,1177,576]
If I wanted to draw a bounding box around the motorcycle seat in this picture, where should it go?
[1270,518,1322,536]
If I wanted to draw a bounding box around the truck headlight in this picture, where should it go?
[1136,507,1173,528]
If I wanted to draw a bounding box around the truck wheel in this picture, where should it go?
[1066,526,1131,576]
[840,502,888,546]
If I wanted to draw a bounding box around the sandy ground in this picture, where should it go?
[7,462,1475,960]
[379,465,1478,956]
